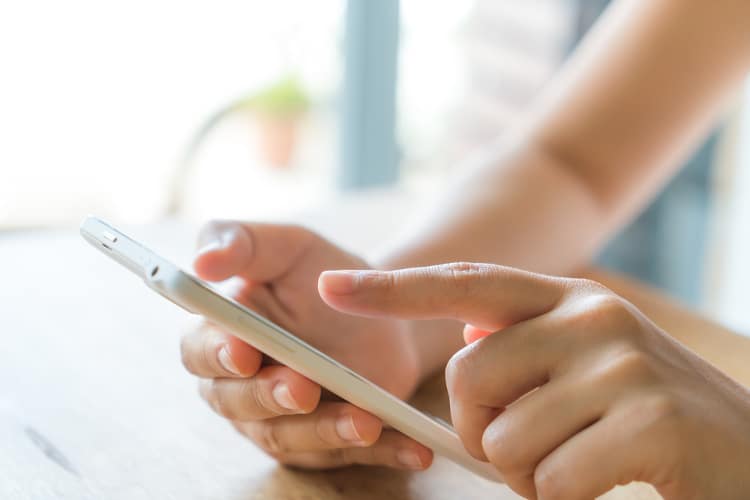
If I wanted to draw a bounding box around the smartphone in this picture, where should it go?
[80,216,502,483]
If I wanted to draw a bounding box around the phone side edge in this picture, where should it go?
[157,269,503,483]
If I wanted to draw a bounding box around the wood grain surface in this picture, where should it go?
[2,223,748,499]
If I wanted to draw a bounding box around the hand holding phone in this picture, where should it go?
[182,220,430,470]
[81,217,502,482]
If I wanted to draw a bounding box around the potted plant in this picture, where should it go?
[245,75,311,168]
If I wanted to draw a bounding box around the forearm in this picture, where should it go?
[378,140,607,274]
[382,0,750,276]
[376,139,609,382]
[376,0,750,384]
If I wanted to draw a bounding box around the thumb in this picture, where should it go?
[318,262,565,331]
[193,221,314,283]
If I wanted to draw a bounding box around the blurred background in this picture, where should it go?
[2,0,749,334]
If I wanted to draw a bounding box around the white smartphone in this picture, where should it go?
[80,216,502,483]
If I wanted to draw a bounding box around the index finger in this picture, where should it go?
[319,262,567,331]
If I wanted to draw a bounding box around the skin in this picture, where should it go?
[317,263,750,499]
[182,222,433,470]
[179,0,750,494]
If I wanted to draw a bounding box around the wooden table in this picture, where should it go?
[2,222,749,499]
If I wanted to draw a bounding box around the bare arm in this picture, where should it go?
[178,2,750,472]
[379,0,750,382]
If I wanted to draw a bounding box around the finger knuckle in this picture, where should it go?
[567,277,609,295]
[640,391,683,426]
[235,423,288,462]
[445,347,480,399]
[201,379,230,418]
[180,337,197,374]
[534,462,569,500]
[619,392,686,464]
[482,416,527,479]
[241,379,271,418]
[374,269,398,292]
[284,224,317,250]
[258,423,287,455]
[571,293,640,337]
[327,447,350,466]
[201,335,221,374]
[599,348,655,384]
[211,383,238,420]
[315,413,340,447]
[442,262,490,292]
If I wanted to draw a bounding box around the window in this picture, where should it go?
[0,1,344,227]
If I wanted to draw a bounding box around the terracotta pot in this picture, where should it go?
[255,114,301,169]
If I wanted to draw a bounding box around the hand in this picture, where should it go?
[319,262,750,499]
[180,221,432,471]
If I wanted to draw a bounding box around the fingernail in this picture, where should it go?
[321,271,361,295]
[335,414,363,443]
[197,230,235,256]
[397,449,424,469]
[272,383,299,411]
[217,345,241,375]
[196,240,224,256]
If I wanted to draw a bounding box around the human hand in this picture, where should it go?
[319,262,750,499]
[180,221,432,470]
